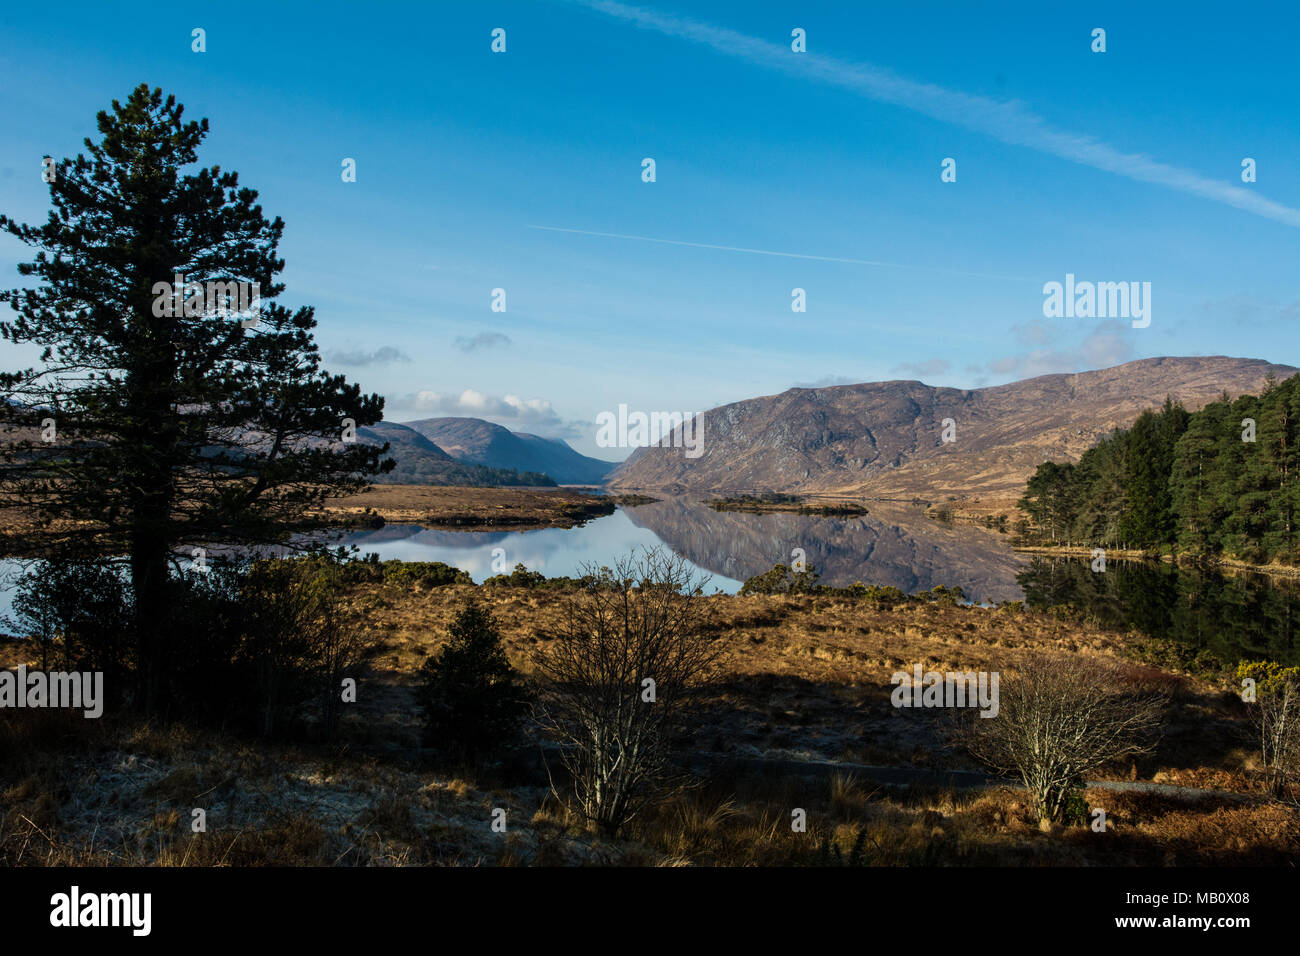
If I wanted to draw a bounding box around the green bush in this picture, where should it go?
[1061,790,1091,827]
[335,556,471,589]
[381,561,472,590]
[483,563,592,590]
[739,563,822,595]
[842,583,910,609]
[924,585,967,606]
[6,554,371,738]
[483,562,548,589]
[5,559,134,700]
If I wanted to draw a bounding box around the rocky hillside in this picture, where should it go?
[357,421,554,486]
[607,357,1298,503]
[404,417,616,485]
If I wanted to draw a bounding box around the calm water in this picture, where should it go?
[1018,556,1300,667]
[0,497,1019,620]
[3,498,1299,665]
[336,507,745,592]
[334,497,1028,600]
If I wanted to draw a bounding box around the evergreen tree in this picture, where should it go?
[1024,380,1300,566]
[1255,377,1300,561]
[1072,431,1128,547]
[1170,398,1228,553]
[416,603,528,759]
[0,86,390,712]
[1118,400,1188,549]
[1221,394,1266,558]
[1017,461,1078,543]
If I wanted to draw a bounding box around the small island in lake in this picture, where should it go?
[705,493,869,516]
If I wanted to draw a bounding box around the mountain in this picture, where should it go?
[607,356,1299,502]
[356,421,555,487]
[403,417,617,485]
[0,416,558,489]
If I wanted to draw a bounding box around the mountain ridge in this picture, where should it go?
[607,356,1299,502]
[355,421,555,486]
[403,417,617,485]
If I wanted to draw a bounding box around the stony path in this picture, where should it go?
[685,751,1260,803]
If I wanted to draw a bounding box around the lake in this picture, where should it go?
[334,497,1029,599]
[0,497,1027,621]
[2,497,1298,665]
[1017,555,1300,667]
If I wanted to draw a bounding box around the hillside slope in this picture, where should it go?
[607,356,1298,501]
[357,421,555,486]
[404,417,616,485]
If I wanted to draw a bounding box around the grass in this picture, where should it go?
[0,575,1295,866]
[316,484,615,530]
[706,494,870,516]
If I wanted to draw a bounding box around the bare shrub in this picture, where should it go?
[534,548,723,835]
[1238,661,1300,801]
[956,655,1167,822]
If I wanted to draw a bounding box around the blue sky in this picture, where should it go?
[1,1,1298,459]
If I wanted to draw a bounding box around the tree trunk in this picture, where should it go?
[131,538,170,716]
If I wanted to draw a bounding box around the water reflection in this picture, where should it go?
[339,509,746,592]
[4,499,1298,665]
[0,498,1031,614]
[1018,556,1300,666]
[620,497,1029,603]
[337,497,1030,601]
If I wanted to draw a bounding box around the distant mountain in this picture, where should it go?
[607,356,1299,502]
[356,421,555,487]
[403,417,617,485]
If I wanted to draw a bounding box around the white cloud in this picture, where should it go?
[892,359,952,379]
[407,388,577,435]
[1193,295,1300,327]
[324,345,409,367]
[984,320,1137,379]
[793,374,858,388]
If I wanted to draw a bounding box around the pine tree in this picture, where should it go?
[1118,400,1188,549]
[1222,394,1267,559]
[1023,378,1300,567]
[416,603,528,759]
[1170,398,1227,554]
[0,86,390,712]
[1256,377,1300,561]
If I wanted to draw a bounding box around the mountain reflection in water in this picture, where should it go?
[341,497,1028,602]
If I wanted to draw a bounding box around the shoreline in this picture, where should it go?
[1012,544,1300,583]
[316,484,616,531]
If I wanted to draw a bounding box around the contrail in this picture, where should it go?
[569,0,1300,229]
[526,224,1036,282]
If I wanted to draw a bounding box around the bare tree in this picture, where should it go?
[958,655,1166,822]
[1239,662,1300,801]
[534,548,723,835]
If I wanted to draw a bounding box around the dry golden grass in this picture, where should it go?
[344,583,1134,680]
[316,484,613,530]
[334,582,1240,772]
[0,704,1293,866]
[619,771,1299,866]
[1,578,1294,866]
